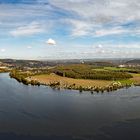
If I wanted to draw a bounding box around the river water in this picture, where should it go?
[0,73,140,140]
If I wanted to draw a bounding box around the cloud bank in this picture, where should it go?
[10,22,44,37]
[0,0,139,59]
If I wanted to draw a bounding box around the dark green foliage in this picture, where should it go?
[10,70,29,85]
[10,70,41,86]
[51,64,133,80]
[78,86,83,92]
[49,82,60,87]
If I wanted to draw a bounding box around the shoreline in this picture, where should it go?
[0,61,140,93]
[19,74,135,93]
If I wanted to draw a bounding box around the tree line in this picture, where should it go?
[52,65,133,80]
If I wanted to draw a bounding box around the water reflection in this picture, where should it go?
[0,73,140,140]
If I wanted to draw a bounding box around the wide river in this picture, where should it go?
[0,73,140,140]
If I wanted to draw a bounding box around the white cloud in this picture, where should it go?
[89,43,140,58]
[0,49,6,52]
[67,19,93,36]
[94,27,128,37]
[0,0,139,38]
[50,0,140,22]
[27,46,32,49]
[46,38,56,45]
[50,0,140,37]
[66,18,140,37]
[10,22,44,37]
[96,44,103,49]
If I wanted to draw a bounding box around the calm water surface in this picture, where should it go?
[0,73,140,140]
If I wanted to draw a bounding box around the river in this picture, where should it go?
[0,73,140,140]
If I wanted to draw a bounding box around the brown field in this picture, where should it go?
[30,73,112,87]
[131,74,140,84]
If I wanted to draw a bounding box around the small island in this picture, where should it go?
[9,62,140,93]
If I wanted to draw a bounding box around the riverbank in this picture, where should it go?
[9,64,140,93]
[27,73,134,93]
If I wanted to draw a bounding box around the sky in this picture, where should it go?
[0,0,140,59]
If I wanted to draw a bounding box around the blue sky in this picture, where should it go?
[0,0,140,59]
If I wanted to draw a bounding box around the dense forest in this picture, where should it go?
[52,64,133,80]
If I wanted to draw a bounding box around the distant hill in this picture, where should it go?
[0,59,48,68]
[125,59,140,64]
[0,58,139,68]
[0,59,116,67]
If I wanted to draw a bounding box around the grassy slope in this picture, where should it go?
[30,73,140,88]
[131,74,140,84]
[104,67,131,71]
[31,73,112,87]
[118,74,140,85]
[31,73,140,88]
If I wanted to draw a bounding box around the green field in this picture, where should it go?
[104,67,131,71]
